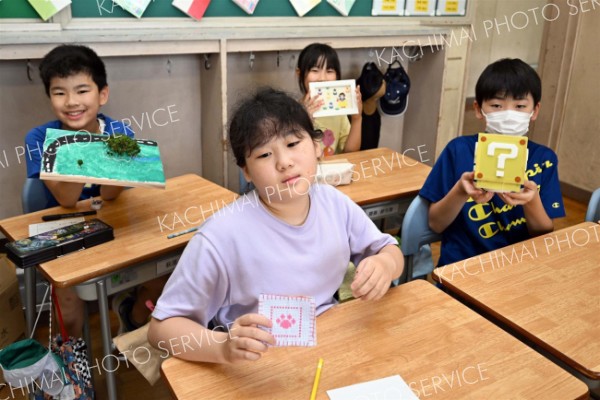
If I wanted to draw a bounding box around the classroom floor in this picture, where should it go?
[8,108,589,400]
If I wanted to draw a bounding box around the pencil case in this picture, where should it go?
[5,219,114,268]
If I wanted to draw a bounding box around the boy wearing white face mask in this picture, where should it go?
[419,58,565,267]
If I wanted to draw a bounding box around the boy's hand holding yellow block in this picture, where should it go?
[474,133,528,193]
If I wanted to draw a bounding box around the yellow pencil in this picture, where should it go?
[310,358,324,400]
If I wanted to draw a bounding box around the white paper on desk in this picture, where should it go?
[327,375,418,400]
[316,162,354,186]
[29,218,85,236]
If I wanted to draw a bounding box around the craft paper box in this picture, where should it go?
[474,133,528,193]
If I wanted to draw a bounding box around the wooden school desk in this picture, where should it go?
[160,280,587,399]
[432,222,600,395]
[0,174,237,400]
[327,147,431,221]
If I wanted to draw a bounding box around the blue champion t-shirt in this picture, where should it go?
[24,113,134,209]
[419,134,565,267]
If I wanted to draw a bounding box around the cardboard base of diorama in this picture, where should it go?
[40,173,166,189]
[40,128,166,189]
[473,132,528,193]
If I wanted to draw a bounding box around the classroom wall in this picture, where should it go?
[0,55,203,220]
[466,0,547,97]
[556,10,600,192]
[540,7,600,194]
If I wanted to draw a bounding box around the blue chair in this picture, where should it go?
[585,188,600,222]
[21,177,49,213]
[400,196,442,282]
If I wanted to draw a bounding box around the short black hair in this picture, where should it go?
[39,44,107,96]
[297,43,341,94]
[475,58,541,107]
[229,87,323,167]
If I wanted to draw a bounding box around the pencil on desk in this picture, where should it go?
[310,358,324,400]
[167,226,198,239]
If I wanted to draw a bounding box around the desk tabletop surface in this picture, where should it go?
[160,280,587,400]
[0,174,237,287]
[433,222,600,379]
[326,147,431,205]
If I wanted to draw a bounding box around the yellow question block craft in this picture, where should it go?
[473,133,528,193]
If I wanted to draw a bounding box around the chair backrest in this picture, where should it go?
[21,178,48,213]
[400,196,442,282]
[585,188,600,222]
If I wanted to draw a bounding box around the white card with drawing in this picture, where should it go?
[309,80,359,118]
[258,294,316,347]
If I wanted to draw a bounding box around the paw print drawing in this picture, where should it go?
[276,314,296,329]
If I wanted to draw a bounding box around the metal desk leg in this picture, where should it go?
[96,280,118,400]
[82,301,95,389]
[24,267,36,336]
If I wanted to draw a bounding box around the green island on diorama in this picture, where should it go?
[40,128,166,188]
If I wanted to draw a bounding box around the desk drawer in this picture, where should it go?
[362,197,413,220]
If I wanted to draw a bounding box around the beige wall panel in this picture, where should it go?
[467,0,547,96]
[556,12,600,191]
[435,26,471,157]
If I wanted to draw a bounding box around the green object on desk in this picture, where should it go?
[338,262,356,303]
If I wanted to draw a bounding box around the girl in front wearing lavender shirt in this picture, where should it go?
[148,88,404,364]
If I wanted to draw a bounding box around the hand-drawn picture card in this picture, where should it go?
[327,0,356,16]
[290,0,321,17]
[113,0,152,18]
[309,80,359,118]
[258,294,316,347]
[232,0,259,14]
[473,133,528,193]
[27,0,71,21]
[172,0,211,20]
[40,128,166,189]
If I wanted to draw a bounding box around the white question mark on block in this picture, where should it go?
[487,142,519,177]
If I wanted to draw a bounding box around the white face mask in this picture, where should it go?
[482,109,534,136]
